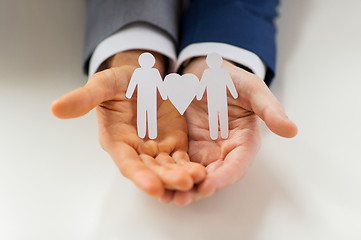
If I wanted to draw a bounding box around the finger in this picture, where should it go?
[156,152,206,184]
[173,190,193,206]
[172,150,207,183]
[233,73,298,138]
[159,190,175,204]
[173,188,207,206]
[197,161,224,197]
[157,131,187,154]
[51,68,128,119]
[155,152,174,165]
[198,145,254,196]
[157,136,177,154]
[171,150,190,164]
[109,142,164,198]
[139,140,159,157]
[140,154,193,191]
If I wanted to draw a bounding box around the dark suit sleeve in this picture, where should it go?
[83,0,182,74]
[180,0,279,85]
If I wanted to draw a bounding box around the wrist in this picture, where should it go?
[180,56,207,75]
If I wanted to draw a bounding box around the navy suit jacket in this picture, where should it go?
[180,0,279,85]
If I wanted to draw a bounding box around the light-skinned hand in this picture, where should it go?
[164,57,298,205]
[51,50,206,201]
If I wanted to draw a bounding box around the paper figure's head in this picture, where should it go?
[206,53,223,68]
[139,52,155,68]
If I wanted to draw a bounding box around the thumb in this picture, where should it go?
[233,73,298,138]
[51,69,120,119]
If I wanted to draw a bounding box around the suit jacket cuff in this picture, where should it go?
[88,23,177,77]
[84,0,181,75]
[177,42,266,80]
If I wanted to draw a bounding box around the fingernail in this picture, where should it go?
[183,198,192,206]
[205,190,215,198]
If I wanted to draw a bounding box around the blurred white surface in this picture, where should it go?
[0,0,360,239]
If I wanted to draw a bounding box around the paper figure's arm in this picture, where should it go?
[155,70,167,100]
[196,71,207,100]
[225,71,238,99]
[125,69,139,99]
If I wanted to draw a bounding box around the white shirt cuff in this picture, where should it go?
[177,42,266,80]
[88,23,177,77]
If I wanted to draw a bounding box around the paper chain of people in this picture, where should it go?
[125,52,238,140]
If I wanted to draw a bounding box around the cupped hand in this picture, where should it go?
[51,51,206,200]
[168,57,298,205]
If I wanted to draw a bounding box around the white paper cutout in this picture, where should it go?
[197,53,238,140]
[164,73,199,115]
[126,52,238,140]
[125,52,167,139]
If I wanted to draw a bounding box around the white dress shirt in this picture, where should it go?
[89,23,266,79]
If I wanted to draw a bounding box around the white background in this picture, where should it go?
[1,0,361,239]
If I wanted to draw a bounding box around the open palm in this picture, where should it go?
[185,92,261,197]
[170,58,297,205]
[52,52,206,200]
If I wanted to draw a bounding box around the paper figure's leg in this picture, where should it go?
[147,105,157,140]
[219,107,229,139]
[137,104,146,139]
[208,110,218,140]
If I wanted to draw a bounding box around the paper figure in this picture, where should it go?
[125,52,237,141]
[197,53,238,140]
[125,52,167,139]
[164,73,199,115]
